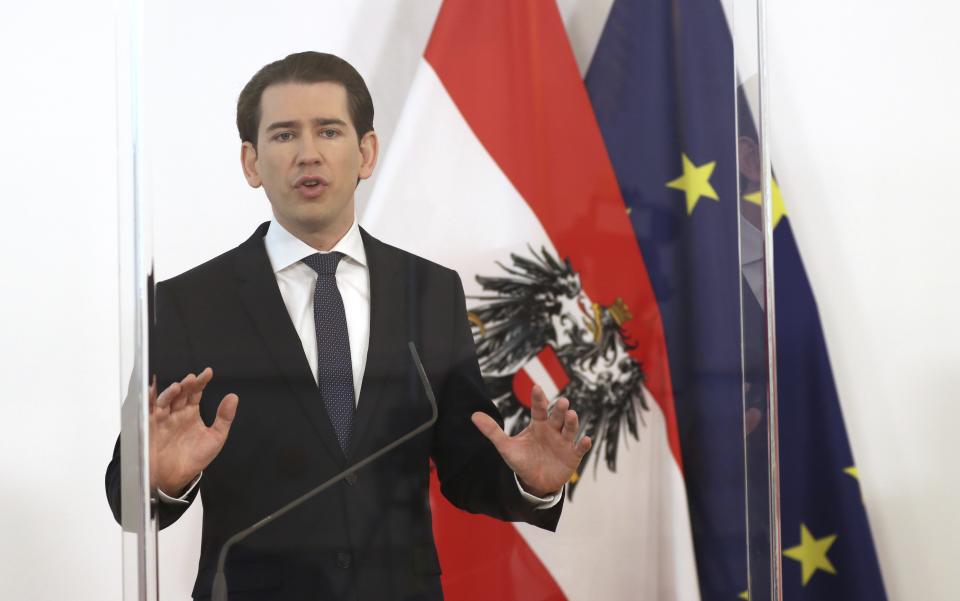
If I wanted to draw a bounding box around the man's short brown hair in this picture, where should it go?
[237,51,374,148]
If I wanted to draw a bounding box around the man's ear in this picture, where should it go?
[241,141,262,188]
[357,130,379,181]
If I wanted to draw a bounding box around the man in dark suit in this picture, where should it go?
[105,51,591,600]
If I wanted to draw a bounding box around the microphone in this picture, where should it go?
[211,341,438,601]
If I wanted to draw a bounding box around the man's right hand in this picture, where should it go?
[149,368,238,496]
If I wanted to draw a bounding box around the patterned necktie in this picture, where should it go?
[302,251,355,453]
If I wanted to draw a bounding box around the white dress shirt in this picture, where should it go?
[265,217,369,401]
[159,218,559,508]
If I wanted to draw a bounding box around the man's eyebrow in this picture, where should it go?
[265,120,299,132]
[311,117,348,127]
[264,118,348,132]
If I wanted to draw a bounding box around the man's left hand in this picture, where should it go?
[471,385,592,498]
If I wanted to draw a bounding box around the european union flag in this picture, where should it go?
[584,0,887,599]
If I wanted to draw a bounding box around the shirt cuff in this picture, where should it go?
[514,473,564,509]
[156,473,202,505]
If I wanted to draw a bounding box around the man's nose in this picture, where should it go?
[297,133,324,164]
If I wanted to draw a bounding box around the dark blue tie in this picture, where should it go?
[302,252,355,453]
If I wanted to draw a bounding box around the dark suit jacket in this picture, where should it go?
[105,222,561,600]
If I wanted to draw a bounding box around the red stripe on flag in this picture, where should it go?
[512,369,535,408]
[537,345,570,392]
[425,0,682,467]
[429,470,567,601]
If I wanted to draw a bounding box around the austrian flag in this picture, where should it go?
[362,1,700,599]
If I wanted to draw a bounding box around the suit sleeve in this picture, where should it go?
[104,281,200,529]
[430,271,562,531]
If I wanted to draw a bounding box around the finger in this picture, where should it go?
[574,435,592,459]
[548,397,569,429]
[149,376,158,412]
[210,393,239,439]
[471,411,510,454]
[171,373,197,412]
[155,381,182,412]
[529,385,549,422]
[189,367,214,407]
[179,372,198,392]
[561,410,579,443]
[196,367,213,387]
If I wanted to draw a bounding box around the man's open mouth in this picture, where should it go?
[295,176,329,189]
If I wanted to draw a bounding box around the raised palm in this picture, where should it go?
[149,368,238,496]
[472,386,591,498]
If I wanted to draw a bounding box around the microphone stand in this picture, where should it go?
[211,342,438,601]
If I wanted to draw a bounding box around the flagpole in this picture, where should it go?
[756,0,783,597]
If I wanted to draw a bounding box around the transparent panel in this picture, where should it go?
[115,0,158,597]
[732,0,782,599]
[121,2,779,600]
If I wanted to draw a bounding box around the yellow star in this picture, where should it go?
[844,466,859,480]
[738,591,750,600]
[666,153,719,214]
[743,179,788,228]
[783,524,838,586]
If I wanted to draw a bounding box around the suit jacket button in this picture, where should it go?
[336,552,352,569]
[345,472,358,486]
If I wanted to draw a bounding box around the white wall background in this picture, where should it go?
[0,1,955,600]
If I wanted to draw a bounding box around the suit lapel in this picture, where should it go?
[349,228,406,462]
[233,222,346,465]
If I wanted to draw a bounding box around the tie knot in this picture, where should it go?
[302,251,344,276]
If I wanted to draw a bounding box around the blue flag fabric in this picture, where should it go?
[584,0,887,599]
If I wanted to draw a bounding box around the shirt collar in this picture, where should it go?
[264,218,367,274]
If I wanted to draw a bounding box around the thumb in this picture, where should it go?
[471,411,509,453]
[211,393,239,438]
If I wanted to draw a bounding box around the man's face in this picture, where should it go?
[241,81,377,245]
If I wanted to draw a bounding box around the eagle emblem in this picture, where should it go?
[468,247,649,498]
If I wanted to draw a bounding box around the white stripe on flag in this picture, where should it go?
[523,355,560,401]
[363,61,557,294]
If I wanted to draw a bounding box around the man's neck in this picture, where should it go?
[274,215,353,252]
